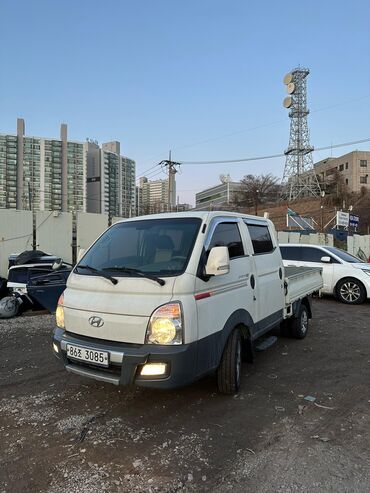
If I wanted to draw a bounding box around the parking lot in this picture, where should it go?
[0,298,369,493]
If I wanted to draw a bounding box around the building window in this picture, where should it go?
[360,160,367,167]
[345,162,348,169]
[339,164,344,171]
[345,179,348,185]
[360,176,368,184]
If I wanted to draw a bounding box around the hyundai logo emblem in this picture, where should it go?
[89,316,104,328]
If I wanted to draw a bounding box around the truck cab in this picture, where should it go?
[53,211,322,394]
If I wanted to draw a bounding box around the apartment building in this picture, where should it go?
[86,141,136,218]
[0,119,86,212]
[138,175,176,214]
[313,151,370,193]
[1,119,136,218]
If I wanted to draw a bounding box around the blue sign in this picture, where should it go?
[349,214,360,227]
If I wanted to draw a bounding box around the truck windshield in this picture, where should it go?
[77,218,202,277]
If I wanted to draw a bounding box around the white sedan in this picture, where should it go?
[280,244,370,304]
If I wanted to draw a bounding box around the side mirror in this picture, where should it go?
[321,256,331,263]
[52,258,63,271]
[205,246,230,276]
[77,248,86,263]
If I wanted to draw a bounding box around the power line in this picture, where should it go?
[177,136,370,165]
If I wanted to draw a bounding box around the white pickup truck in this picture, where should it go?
[53,212,323,394]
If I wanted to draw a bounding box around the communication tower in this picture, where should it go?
[281,67,321,200]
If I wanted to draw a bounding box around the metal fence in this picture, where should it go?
[0,210,110,277]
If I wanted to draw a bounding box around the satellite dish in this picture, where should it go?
[219,174,231,184]
[283,96,292,108]
[286,82,295,94]
[283,73,293,85]
[287,82,295,94]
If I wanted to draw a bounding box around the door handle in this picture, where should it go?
[250,275,255,289]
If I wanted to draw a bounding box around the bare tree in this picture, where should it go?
[235,173,280,215]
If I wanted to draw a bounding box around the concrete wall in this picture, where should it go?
[77,212,108,251]
[36,211,73,263]
[277,231,334,246]
[348,235,370,260]
[0,210,33,277]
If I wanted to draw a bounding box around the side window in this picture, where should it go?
[280,246,302,261]
[208,222,244,259]
[301,247,327,262]
[246,223,274,254]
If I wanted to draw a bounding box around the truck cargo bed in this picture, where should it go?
[284,266,323,305]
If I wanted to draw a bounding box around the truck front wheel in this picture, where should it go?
[217,329,242,395]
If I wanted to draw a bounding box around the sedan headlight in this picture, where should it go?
[361,269,370,277]
[145,302,183,345]
[56,293,65,329]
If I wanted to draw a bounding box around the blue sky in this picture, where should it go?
[1,0,370,205]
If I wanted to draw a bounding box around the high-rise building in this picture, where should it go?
[138,175,176,214]
[121,157,136,217]
[0,119,86,212]
[86,140,136,219]
[1,120,136,217]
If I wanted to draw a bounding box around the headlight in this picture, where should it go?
[56,293,65,329]
[361,269,370,277]
[145,302,183,345]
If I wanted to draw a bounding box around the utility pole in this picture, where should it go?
[158,152,180,213]
[28,181,36,250]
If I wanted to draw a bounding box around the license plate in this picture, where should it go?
[66,344,109,368]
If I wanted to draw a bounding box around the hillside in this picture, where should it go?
[238,194,370,233]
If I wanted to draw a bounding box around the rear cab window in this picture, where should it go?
[244,221,274,255]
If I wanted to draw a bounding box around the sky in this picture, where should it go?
[1,0,370,205]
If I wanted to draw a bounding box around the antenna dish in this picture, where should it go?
[283,96,292,108]
[287,82,295,94]
[219,174,231,184]
[283,73,293,85]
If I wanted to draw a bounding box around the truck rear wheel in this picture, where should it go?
[217,329,242,395]
[289,304,309,339]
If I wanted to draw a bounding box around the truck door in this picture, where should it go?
[195,218,257,343]
[243,220,284,333]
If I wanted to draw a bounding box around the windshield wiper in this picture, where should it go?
[102,266,165,286]
[75,264,118,285]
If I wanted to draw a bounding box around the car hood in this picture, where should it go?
[350,263,370,272]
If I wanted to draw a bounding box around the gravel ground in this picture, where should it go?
[0,298,369,492]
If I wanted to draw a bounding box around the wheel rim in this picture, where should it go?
[340,281,361,303]
[301,310,308,334]
[235,339,241,385]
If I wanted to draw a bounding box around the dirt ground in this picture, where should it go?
[0,298,369,493]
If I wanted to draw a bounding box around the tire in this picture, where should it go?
[289,304,309,339]
[336,277,366,305]
[217,329,242,395]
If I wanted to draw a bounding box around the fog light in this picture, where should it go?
[53,342,59,354]
[140,363,167,376]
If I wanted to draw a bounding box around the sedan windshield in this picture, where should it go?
[325,247,363,263]
[77,218,202,277]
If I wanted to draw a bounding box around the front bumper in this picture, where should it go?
[53,328,197,389]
